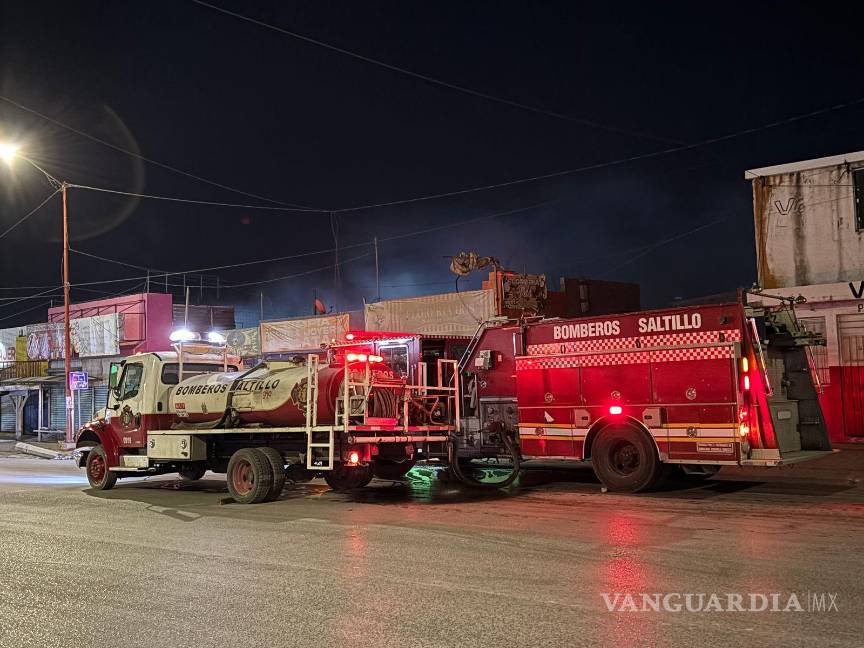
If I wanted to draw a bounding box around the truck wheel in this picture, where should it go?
[324,464,374,491]
[373,460,416,480]
[591,425,662,493]
[178,462,207,481]
[226,448,273,504]
[85,445,117,491]
[258,447,287,501]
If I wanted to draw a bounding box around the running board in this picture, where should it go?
[740,449,835,467]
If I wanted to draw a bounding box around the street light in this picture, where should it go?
[0,142,19,166]
[0,143,74,447]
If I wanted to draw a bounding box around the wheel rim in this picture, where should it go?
[88,453,106,484]
[609,440,641,476]
[230,459,254,495]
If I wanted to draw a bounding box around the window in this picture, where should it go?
[160,362,238,385]
[798,317,830,385]
[378,345,409,378]
[117,363,144,400]
[856,168,864,231]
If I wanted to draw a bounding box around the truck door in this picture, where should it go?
[106,361,146,448]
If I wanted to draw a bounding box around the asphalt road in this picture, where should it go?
[0,455,862,648]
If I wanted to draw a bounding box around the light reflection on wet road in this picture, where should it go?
[0,455,862,648]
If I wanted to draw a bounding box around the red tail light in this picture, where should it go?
[348,451,360,464]
[609,405,623,416]
[743,375,750,391]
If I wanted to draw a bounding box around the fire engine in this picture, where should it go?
[75,341,458,503]
[452,292,833,491]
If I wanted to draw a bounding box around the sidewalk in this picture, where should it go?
[720,444,864,485]
[0,433,66,456]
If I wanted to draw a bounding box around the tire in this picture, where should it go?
[85,445,117,491]
[178,462,207,481]
[591,425,662,493]
[324,464,374,491]
[258,447,287,501]
[226,448,274,504]
[372,460,416,480]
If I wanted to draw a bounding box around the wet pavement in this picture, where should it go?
[0,455,862,648]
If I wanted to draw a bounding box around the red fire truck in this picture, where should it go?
[453,293,833,491]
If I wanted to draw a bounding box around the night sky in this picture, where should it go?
[1,1,863,327]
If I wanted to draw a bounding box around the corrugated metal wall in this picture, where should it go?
[47,386,104,430]
[0,394,15,432]
[173,305,235,331]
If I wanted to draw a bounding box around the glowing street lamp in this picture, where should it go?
[0,143,74,447]
[0,142,19,166]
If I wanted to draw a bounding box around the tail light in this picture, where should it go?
[348,450,360,465]
[608,405,623,416]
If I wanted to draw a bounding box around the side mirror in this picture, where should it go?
[108,362,121,394]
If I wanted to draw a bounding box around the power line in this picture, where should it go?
[0,93,319,210]
[0,285,65,310]
[224,251,373,288]
[601,218,729,276]
[67,183,323,212]
[331,95,864,212]
[0,300,56,323]
[67,200,552,286]
[190,0,678,145]
[0,189,61,241]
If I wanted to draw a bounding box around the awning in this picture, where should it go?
[0,375,64,393]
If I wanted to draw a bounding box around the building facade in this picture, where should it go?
[747,151,864,442]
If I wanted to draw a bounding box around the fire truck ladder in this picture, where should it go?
[304,355,334,471]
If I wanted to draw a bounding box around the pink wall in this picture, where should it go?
[48,292,173,356]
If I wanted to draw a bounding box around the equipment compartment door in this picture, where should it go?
[651,354,737,460]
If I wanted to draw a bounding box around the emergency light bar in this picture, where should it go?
[346,353,384,363]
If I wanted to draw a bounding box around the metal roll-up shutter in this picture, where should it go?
[73,388,94,431]
[49,387,66,430]
[93,386,109,414]
[1,394,15,432]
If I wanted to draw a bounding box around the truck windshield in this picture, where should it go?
[161,363,238,385]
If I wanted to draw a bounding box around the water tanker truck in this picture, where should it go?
[74,342,459,503]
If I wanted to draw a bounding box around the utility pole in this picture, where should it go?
[62,182,73,447]
[374,236,380,302]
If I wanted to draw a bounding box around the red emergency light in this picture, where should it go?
[348,451,360,465]
[608,405,623,416]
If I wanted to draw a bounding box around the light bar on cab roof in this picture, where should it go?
[345,353,384,363]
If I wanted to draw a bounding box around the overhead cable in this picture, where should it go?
[0,93,318,210]
[190,0,678,144]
